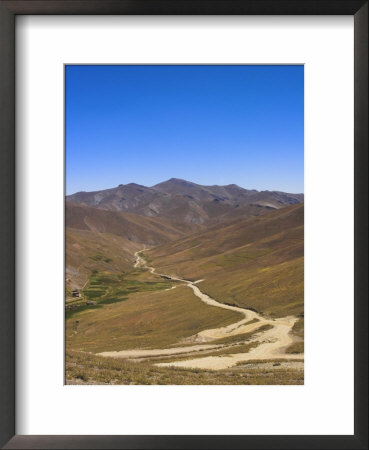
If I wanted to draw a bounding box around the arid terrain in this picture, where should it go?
[66,178,304,385]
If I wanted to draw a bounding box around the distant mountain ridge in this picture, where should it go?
[67,178,304,225]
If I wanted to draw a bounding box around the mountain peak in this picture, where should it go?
[119,182,145,188]
[67,180,304,225]
[163,178,193,185]
[152,178,197,190]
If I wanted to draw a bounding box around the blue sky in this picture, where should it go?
[66,65,304,194]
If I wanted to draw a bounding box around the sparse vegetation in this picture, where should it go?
[65,226,141,293]
[66,191,304,384]
[285,342,304,354]
[285,317,304,354]
[157,342,260,364]
[292,316,304,338]
[66,284,243,353]
[66,350,303,385]
[211,324,272,345]
[88,253,113,263]
[148,203,304,318]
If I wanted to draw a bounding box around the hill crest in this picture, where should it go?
[67,179,303,226]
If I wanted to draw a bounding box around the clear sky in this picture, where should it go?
[66,65,304,195]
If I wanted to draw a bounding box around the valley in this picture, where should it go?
[65,179,304,385]
[98,250,303,371]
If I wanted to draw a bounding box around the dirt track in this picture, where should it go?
[98,250,304,370]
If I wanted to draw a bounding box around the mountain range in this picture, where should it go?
[66,177,304,383]
[67,178,303,226]
[66,179,304,303]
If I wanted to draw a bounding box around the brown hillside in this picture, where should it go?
[65,228,141,292]
[66,201,198,245]
[147,203,304,317]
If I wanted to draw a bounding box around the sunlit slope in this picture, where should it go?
[66,200,197,291]
[66,201,193,243]
[66,189,304,300]
[66,228,141,292]
[66,284,242,353]
[147,203,304,317]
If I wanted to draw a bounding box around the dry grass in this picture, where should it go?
[292,316,304,338]
[146,326,275,364]
[66,350,304,385]
[211,323,272,345]
[199,257,303,317]
[285,341,304,354]
[65,203,304,384]
[66,284,243,353]
[66,228,141,292]
[285,316,304,354]
[148,204,304,318]
[153,342,260,364]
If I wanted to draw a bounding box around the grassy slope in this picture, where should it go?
[66,269,175,318]
[66,227,141,292]
[66,200,199,242]
[286,317,304,354]
[66,350,304,385]
[65,201,304,384]
[66,199,199,291]
[147,203,304,317]
[66,283,242,353]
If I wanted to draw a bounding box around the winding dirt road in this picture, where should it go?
[99,250,303,370]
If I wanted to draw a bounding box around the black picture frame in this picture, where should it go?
[0,1,367,449]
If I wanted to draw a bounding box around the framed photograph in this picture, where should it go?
[0,1,367,449]
[65,63,305,386]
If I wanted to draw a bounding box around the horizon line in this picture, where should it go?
[66,178,304,196]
